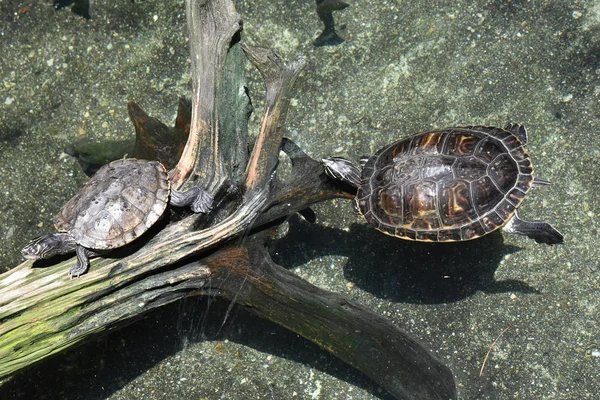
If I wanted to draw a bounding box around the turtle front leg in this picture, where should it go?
[171,187,214,213]
[70,245,92,278]
[503,210,564,245]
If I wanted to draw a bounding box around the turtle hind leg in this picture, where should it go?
[504,123,528,145]
[503,210,564,245]
[70,245,92,278]
[171,187,214,214]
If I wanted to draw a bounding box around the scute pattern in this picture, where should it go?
[54,159,170,249]
[357,126,534,241]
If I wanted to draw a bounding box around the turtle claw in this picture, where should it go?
[68,263,88,279]
[69,245,90,278]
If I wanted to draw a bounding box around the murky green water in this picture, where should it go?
[0,0,598,398]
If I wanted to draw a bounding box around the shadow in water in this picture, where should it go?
[272,216,538,303]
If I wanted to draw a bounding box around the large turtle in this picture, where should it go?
[21,158,214,277]
[322,124,563,244]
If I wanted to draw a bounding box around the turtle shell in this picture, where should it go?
[357,126,534,242]
[54,158,170,250]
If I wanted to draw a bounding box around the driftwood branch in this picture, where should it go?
[171,0,242,191]
[0,1,457,398]
[243,45,306,194]
[204,242,456,400]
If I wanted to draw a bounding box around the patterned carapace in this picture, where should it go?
[357,126,534,242]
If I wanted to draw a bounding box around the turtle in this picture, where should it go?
[21,158,214,277]
[322,124,563,245]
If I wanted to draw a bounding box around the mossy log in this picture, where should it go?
[0,1,456,399]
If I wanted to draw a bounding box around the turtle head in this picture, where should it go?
[321,157,361,189]
[21,233,76,260]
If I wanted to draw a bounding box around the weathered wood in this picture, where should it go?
[130,98,190,170]
[217,43,252,182]
[0,258,212,376]
[0,135,457,398]
[203,242,457,400]
[171,0,242,191]
[0,190,267,377]
[0,0,457,398]
[243,45,306,194]
[0,127,350,382]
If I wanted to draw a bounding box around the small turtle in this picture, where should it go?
[22,158,214,277]
[322,124,563,244]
